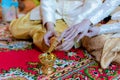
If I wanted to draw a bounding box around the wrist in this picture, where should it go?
[97,27,100,35]
[84,19,92,25]
[98,27,104,35]
[45,22,55,31]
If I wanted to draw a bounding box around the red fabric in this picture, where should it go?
[0,49,40,72]
[0,48,84,73]
[54,49,84,61]
[0,48,120,80]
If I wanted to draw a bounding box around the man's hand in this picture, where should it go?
[44,22,57,46]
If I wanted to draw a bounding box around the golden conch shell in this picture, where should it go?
[38,37,59,75]
[39,53,56,75]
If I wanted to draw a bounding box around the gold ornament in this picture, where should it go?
[39,37,58,75]
[39,52,56,75]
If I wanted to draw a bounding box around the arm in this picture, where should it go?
[112,11,120,20]
[40,0,56,30]
[40,0,57,46]
[86,22,120,37]
[89,0,120,25]
[60,0,102,42]
[98,22,120,34]
[74,0,102,25]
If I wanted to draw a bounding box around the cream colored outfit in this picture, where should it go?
[30,0,102,26]
[9,0,102,52]
[89,0,120,25]
[82,0,120,69]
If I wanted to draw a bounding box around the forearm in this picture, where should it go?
[89,0,120,25]
[40,0,56,26]
[74,0,102,24]
[112,11,120,20]
[98,22,120,34]
[45,22,55,31]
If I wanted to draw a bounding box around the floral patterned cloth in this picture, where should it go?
[0,49,120,80]
[0,24,119,80]
[0,24,32,51]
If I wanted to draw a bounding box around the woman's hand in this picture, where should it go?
[56,39,74,51]
[58,19,91,43]
[56,19,92,51]
[86,27,100,37]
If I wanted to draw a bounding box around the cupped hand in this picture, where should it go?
[44,30,57,46]
[44,22,57,46]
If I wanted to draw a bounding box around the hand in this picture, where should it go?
[86,27,100,37]
[56,39,74,51]
[44,30,57,46]
[44,22,57,46]
[58,19,91,43]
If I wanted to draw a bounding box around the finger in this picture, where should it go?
[64,26,79,41]
[76,34,83,42]
[44,33,51,46]
[56,40,69,50]
[64,28,78,41]
[56,45,62,50]
[77,31,87,42]
[57,30,66,42]
[64,31,78,42]
[57,42,72,51]
[64,28,73,36]
[56,41,67,50]
[44,36,50,46]
[77,24,91,42]
[63,27,76,38]
[58,40,74,51]
[60,43,73,51]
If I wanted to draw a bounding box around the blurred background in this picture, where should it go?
[0,0,40,22]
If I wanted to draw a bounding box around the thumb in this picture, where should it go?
[77,30,88,42]
[76,34,85,42]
